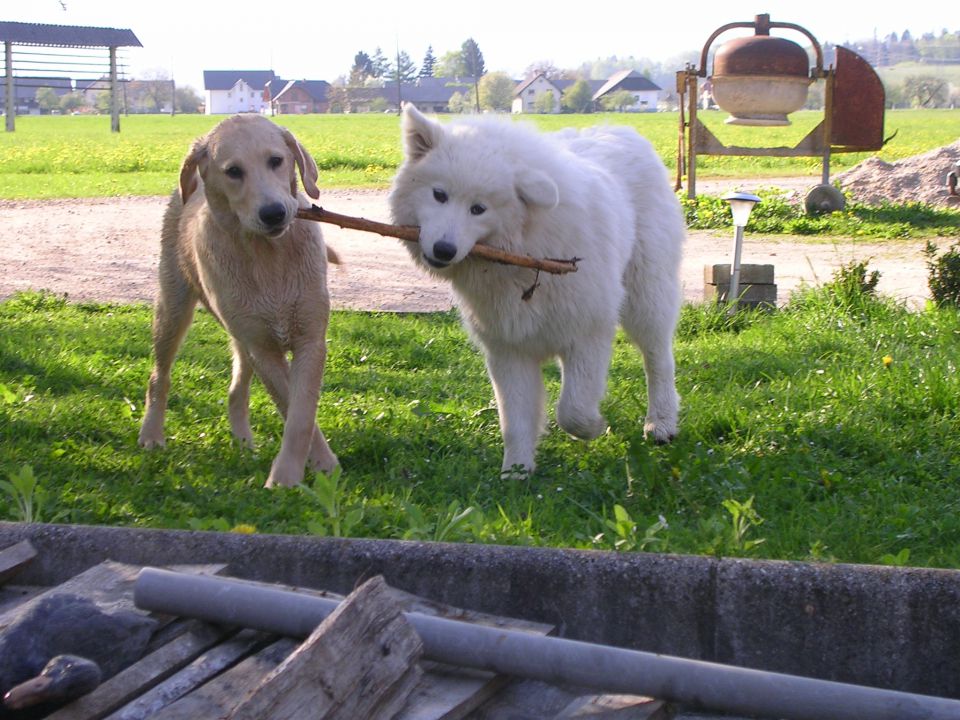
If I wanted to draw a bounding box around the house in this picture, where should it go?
[512,74,564,114]
[269,79,331,115]
[592,69,661,112]
[203,70,277,114]
[77,77,111,106]
[333,77,477,114]
[0,76,72,114]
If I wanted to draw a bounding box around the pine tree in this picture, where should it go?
[420,46,436,78]
[461,38,485,78]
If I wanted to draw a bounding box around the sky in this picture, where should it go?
[6,1,953,92]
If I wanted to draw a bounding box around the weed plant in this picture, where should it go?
[2,284,958,567]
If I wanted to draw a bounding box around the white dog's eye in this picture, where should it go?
[269,156,283,169]
[225,165,244,180]
[433,188,448,204]
[470,204,486,216]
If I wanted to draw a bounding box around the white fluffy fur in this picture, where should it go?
[389,104,685,473]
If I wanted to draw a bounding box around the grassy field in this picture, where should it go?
[1,109,958,198]
[2,281,959,567]
[2,110,959,566]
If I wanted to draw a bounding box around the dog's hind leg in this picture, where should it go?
[486,351,546,475]
[139,272,197,449]
[621,286,680,444]
[556,337,613,441]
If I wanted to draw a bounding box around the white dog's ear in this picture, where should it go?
[516,168,559,209]
[401,103,442,161]
[179,139,206,204]
[281,127,320,199]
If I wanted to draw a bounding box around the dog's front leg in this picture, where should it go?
[485,351,546,475]
[556,338,613,441]
[139,278,197,449]
[253,345,337,488]
[227,340,255,447]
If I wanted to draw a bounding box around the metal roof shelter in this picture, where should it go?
[1,21,141,132]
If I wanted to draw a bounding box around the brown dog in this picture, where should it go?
[138,115,338,487]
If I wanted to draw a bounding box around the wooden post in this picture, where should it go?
[227,576,423,720]
[4,41,14,132]
[686,72,699,199]
[110,46,120,132]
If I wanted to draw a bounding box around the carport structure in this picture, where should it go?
[1,20,141,132]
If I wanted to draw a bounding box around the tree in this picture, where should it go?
[461,38,485,112]
[601,89,636,112]
[35,87,61,113]
[59,92,85,113]
[561,79,594,113]
[533,90,556,114]
[385,50,418,84]
[447,91,467,113]
[903,75,949,108]
[478,71,515,112]
[175,85,203,114]
[435,50,467,78]
[370,47,389,79]
[350,51,374,85]
[420,46,436,78]
[461,38,485,77]
[136,70,174,112]
[524,61,560,79]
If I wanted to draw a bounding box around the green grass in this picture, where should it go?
[2,110,959,198]
[2,287,959,566]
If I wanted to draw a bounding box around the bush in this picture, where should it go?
[924,240,960,307]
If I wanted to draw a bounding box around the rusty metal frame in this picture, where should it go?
[676,14,884,198]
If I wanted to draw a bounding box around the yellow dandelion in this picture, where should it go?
[882,355,893,368]
[230,523,257,534]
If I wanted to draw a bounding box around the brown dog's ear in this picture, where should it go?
[281,128,320,199]
[400,102,442,162]
[179,140,206,204]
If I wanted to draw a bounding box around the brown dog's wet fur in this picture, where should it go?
[138,115,337,487]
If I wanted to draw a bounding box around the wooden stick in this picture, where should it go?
[297,205,579,275]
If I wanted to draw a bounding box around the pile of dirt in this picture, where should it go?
[835,140,960,208]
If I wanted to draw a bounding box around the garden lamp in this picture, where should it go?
[722,191,761,307]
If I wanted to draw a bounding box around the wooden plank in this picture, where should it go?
[391,588,555,720]
[44,621,233,720]
[227,575,423,720]
[556,694,672,719]
[149,638,299,720]
[102,630,267,720]
[0,561,227,630]
[0,539,37,584]
[0,584,44,615]
[399,663,509,720]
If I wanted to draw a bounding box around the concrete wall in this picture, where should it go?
[2,521,959,699]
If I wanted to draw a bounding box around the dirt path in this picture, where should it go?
[0,181,944,312]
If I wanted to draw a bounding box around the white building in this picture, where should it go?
[512,74,564,114]
[203,70,276,114]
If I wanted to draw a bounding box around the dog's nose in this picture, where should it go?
[432,240,457,262]
[259,203,287,228]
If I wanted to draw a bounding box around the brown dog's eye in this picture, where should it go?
[269,156,283,169]
[225,166,244,180]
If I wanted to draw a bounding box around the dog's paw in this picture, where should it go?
[264,461,304,489]
[643,420,678,445]
[558,413,608,441]
[137,429,166,449]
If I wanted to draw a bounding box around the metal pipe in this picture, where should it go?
[134,568,960,720]
[729,224,744,305]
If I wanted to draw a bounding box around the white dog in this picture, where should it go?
[138,115,338,488]
[389,104,685,474]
